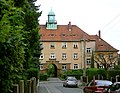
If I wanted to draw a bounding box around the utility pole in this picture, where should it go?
[83,32,86,76]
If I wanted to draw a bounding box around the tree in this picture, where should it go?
[0,0,41,92]
[94,53,118,79]
[94,53,117,70]
[91,51,94,68]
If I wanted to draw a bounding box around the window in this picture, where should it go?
[73,43,78,48]
[62,64,67,70]
[86,59,91,65]
[61,34,66,37]
[99,53,104,59]
[40,64,43,70]
[50,42,55,49]
[50,53,56,59]
[74,64,78,69]
[86,48,91,53]
[62,42,67,48]
[73,53,78,59]
[39,53,44,59]
[109,54,113,59]
[62,53,67,59]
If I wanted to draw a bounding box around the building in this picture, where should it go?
[39,9,119,76]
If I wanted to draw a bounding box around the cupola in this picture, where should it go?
[46,9,57,29]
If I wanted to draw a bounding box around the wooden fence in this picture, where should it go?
[12,77,39,93]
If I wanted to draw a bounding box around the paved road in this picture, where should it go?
[38,78,83,93]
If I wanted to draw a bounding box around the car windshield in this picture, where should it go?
[67,77,76,81]
[96,81,112,86]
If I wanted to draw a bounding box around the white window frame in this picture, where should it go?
[40,64,43,70]
[73,53,78,59]
[62,53,67,59]
[62,64,67,70]
[99,53,104,59]
[73,43,78,48]
[86,58,91,65]
[50,42,55,48]
[50,53,56,59]
[74,64,78,69]
[109,54,113,59]
[86,48,91,53]
[62,42,67,48]
[39,53,44,59]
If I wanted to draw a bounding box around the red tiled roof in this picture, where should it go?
[39,25,90,41]
[90,35,118,52]
[39,24,118,52]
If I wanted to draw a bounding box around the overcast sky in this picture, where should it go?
[35,0,120,53]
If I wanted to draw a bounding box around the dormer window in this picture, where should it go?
[50,34,55,37]
[61,34,66,37]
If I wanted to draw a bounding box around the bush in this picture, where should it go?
[59,69,83,80]
[108,70,120,79]
[97,69,106,79]
[39,73,48,81]
[26,68,39,80]
[86,68,98,81]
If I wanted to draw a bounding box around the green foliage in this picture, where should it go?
[26,68,40,80]
[108,70,120,78]
[97,69,106,79]
[47,64,55,77]
[0,0,41,92]
[114,64,120,70]
[39,73,48,81]
[86,68,98,81]
[60,69,83,80]
[86,68,98,76]
[91,51,94,68]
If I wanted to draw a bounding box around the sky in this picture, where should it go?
[35,0,120,53]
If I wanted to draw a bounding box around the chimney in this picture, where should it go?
[68,21,72,31]
[98,30,101,38]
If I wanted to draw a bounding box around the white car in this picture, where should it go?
[63,76,78,87]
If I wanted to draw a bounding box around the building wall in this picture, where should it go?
[39,40,96,72]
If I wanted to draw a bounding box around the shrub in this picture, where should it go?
[86,68,98,81]
[26,68,39,80]
[97,69,106,79]
[39,73,48,81]
[108,70,120,79]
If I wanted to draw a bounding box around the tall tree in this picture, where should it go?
[94,53,118,79]
[0,0,41,92]
[91,51,94,68]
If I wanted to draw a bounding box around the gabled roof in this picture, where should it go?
[39,23,118,52]
[90,35,118,52]
[40,24,90,41]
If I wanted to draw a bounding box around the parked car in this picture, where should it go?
[63,76,78,87]
[104,82,120,93]
[83,80,112,93]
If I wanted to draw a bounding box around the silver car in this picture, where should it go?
[63,76,78,87]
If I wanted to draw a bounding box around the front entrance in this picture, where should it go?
[47,64,57,77]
